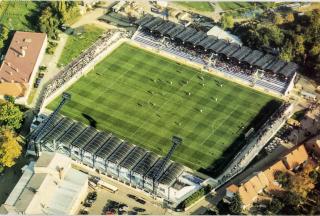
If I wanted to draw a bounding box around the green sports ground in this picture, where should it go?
[48,43,280,172]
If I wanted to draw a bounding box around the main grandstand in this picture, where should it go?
[32,114,203,207]
[134,14,298,95]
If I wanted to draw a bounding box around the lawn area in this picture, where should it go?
[58,24,104,67]
[48,43,280,172]
[219,2,272,11]
[177,2,214,12]
[0,1,38,31]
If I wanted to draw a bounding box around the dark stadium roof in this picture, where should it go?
[37,115,63,141]
[95,136,123,160]
[185,31,207,45]
[253,53,276,69]
[220,43,241,57]
[158,163,184,186]
[196,35,218,50]
[83,131,112,154]
[230,46,252,61]
[266,59,287,74]
[165,24,185,38]
[145,158,172,180]
[107,142,134,165]
[144,17,164,30]
[175,27,197,42]
[120,146,147,170]
[242,50,264,65]
[132,152,159,176]
[135,14,154,26]
[278,62,298,78]
[71,126,97,149]
[57,122,86,145]
[41,118,74,144]
[209,40,228,53]
[153,21,175,35]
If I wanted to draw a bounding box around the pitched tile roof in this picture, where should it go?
[282,145,308,170]
[0,31,46,84]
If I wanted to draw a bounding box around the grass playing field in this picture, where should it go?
[48,43,280,172]
[58,24,104,67]
[0,1,37,31]
[177,2,214,12]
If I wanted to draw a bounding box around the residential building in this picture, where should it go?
[0,31,47,103]
[225,144,309,209]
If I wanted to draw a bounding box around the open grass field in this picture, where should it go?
[0,1,37,31]
[219,2,273,11]
[58,24,104,67]
[177,2,214,12]
[48,43,280,172]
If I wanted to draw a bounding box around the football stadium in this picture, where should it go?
[48,43,280,172]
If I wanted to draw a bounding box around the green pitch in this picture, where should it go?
[48,43,280,172]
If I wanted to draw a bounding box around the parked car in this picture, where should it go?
[136,198,146,205]
[79,209,88,215]
[133,207,146,212]
[83,202,91,208]
[38,73,45,78]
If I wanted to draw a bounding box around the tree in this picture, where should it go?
[268,198,284,214]
[229,192,243,214]
[280,42,294,62]
[0,24,9,50]
[286,13,295,23]
[0,101,23,130]
[274,170,292,189]
[0,129,22,168]
[38,8,60,39]
[272,13,284,25]
[283,191,301,206]
[221,15,234,30]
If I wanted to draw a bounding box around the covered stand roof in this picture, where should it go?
[165,24,185,39]
[107,142,134,165]
[242,50,264,65]
[230,46,252,61]
[253,54,276,69]
[175,27,197,42]
[132,152,159,176]
[95,136,122,160]
[209,40,228,53]
[37,115,63,141]
[266,59,287,74]
[71,127,97,149]
[135,14,154,26]
[196,36,218,50]
[144,17,163,30]
[185,31,207,46]
[145,158,171,180]
[220,43,240,58]
[57,122,86,145]
[41,118,74,144]
[158,163,184,186]
[82,132,112,154]
[119,146,147,170]
[278,62,298,78]
[153,21,175,35]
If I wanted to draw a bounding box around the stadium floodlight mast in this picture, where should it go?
[152,135,182,195]
[28,92,71,156]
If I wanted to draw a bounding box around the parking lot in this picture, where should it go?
[74,164,167,215]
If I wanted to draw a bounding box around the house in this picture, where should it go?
[0,31,47,103]
[0,152,88,215]
[225,145,309,209]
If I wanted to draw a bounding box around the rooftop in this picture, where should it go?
[0,31,46,83]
